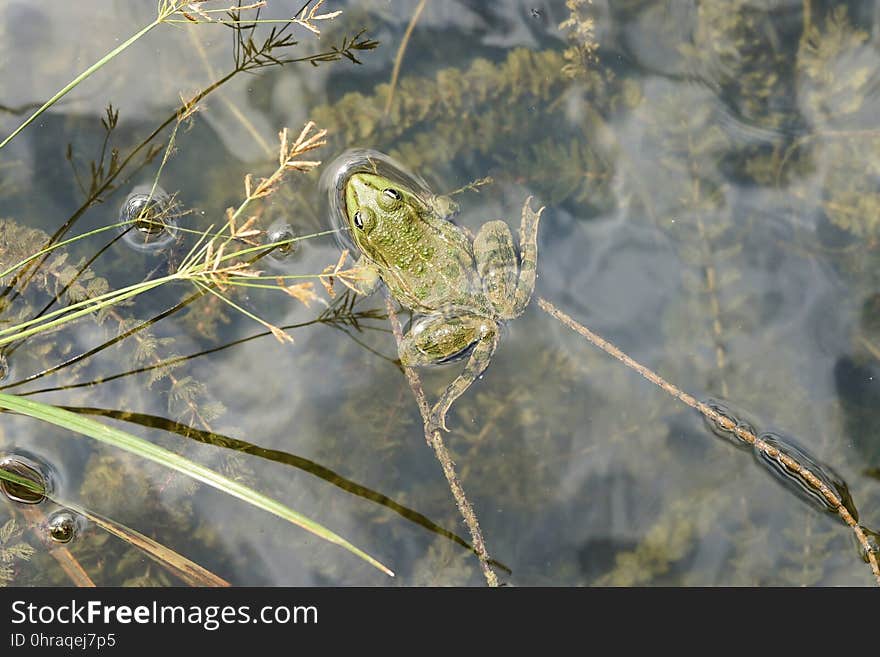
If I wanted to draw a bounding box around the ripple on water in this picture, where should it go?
[702,397,758,450]
[320,149,437,254]
[262,218,301,271]
[0,451,56,505]
[856,526,880,563]
[753,431,858,522]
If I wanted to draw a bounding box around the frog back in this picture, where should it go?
[377,215,484,314]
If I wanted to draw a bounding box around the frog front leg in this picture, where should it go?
[345,255,381,296]
[398,313,499,432]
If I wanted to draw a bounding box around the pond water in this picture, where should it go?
[1,0,880,586]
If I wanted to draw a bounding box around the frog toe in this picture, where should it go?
[426,406,450,434]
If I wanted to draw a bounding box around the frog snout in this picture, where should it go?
[346,174,376,208]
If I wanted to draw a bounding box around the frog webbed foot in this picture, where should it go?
[425,405,450,434]
[399,314,500,434]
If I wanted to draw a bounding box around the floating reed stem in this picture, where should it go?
[384,295,498,587]
[537,296,880,586]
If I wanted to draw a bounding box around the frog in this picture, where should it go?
[342,171,543,433]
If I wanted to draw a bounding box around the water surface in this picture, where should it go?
[1,0,879,586]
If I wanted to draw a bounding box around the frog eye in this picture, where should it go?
[353,210,364,230]
[382,188,401,200]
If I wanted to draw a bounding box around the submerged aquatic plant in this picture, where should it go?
[0,518,34,586]
[0,0,348,151]
[0,118,401,576]
[559,0,599,79]
[0,1,398,583]
[3,0,880,587]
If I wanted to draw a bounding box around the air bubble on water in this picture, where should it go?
[320,149,437,254]
[753,431,858,521]
[0,452,53,504]
[118,185,179,252]
[267,220,296,255]
[47,511,81,544]
[702,398,753,449]
[263,219,300,269]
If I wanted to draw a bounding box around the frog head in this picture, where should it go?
[343,172,425,264]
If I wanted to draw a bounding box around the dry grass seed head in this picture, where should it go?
[294,0,342,35]
[277,279,318,306]
[320,249,376,296]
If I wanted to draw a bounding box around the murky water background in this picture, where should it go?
[2,0,880,585]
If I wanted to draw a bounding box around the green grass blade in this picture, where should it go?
[0,19,162,151]
[0,467,46,495]
[0,468,229,586]
[0,220,142,280]
[0,393,393,577]
[0,277,172,346]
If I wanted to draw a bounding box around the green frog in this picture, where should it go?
[343,172,543,432]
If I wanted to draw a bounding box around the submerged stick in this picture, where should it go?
[384,295,499,587]
[66,503,229,587]
[383,0,428,117]
[537,296,880,586]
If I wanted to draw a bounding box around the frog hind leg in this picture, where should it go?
[474,196,543,319]
[474,220,518,316]
[399,313,499,432]
[509,196,543,317]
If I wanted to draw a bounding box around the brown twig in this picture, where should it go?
[71,504,229,587]
[384,295,498,586]
[537,296,880,586]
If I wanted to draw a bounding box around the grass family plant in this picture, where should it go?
[0,1,392,581]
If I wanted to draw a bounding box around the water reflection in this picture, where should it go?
[61,403,509,575]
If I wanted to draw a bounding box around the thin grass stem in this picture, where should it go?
[383,0,428,117]
[0,9,177,150]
